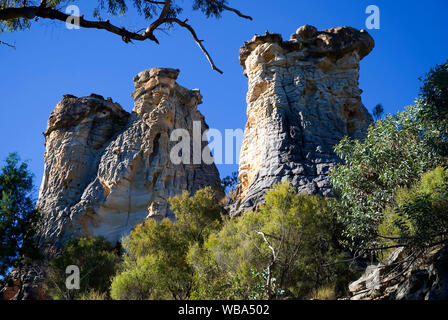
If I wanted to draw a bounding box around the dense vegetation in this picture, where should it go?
[379,167,448,250]
[0,153,40,277]
[107,182,352,300]
[188,182,352,300]
[330,105,443,252]
[110,187,222,300]
[330,60,448,258]
[45,237,120,300]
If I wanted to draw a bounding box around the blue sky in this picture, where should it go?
[0,0,447,195]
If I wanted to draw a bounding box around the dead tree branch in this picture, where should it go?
[257,231,278,299]
[210,0,253,20]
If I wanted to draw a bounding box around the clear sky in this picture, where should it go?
[0,0,447,195]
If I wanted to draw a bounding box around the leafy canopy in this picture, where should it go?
[0,0,230,31]
[0,153,40,277]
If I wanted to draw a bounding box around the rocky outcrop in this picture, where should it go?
[349,246,448,300]
[36,68,223,253]
[231,25,374,215]
[0,264,47,300]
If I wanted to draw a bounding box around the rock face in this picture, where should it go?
[350,246,448,300]
[36,68,222,252]
[0,264,47,300]
[232,25,374,215]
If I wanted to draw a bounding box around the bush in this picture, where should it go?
[188,181,351,300]
[45,237,119,300]
[330,106,442,251]
[379,167,448,249]
[110,187,222,300]
[110,218,193,300]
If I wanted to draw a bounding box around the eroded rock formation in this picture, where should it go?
[36,68,222,252]
[349,246,448,300]
[232,25,374,215]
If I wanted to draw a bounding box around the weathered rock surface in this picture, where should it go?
[350,246,448,300]
[36,68,222,252]
[0,264,47,300]
[232,25,373,215]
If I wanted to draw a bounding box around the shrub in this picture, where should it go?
[110,218,192,300]
[379,167,448,249]
[45,237,119,300]
[110,187,222,300]
[330,106,442,251]
[188,181,350,300]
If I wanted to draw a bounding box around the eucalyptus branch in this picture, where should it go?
[0,0,251,73]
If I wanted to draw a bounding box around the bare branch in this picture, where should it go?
[257,230,278,298]
[0,40,16,49]
[142,0,172,43]
[167,18,224,74]
[210,0,253,20]
[257,231,277,260]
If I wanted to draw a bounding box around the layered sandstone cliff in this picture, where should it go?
[36,68,222,252]
[232,25,374,215]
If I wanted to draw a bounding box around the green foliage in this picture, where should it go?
[330,105,442,250]
[188,181,350,300]
[1,0,229,33]
[372,103,384,121]
[170,187,223,244]
[0,1,29,32]
[110,218,193,300]
[379,167,448,248]
[418,60,448,156]
[0,153,41,277]
[221,171,238,193]
[78,289,108,300]
[46,236,119,300]
[309,284,337,300]
[110,187,222,300]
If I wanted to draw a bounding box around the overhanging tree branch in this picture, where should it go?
[0,39,16,49]
[209,0,253,20]
[0,1,252,73]
[167,18,223,74]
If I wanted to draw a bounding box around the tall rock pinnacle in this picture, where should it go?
[232,25,374,215]
[36,68,223,253]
